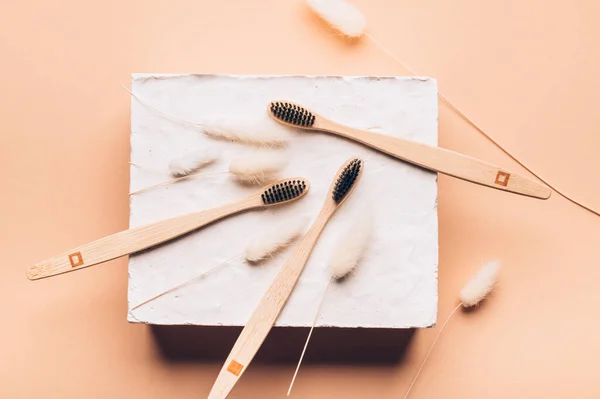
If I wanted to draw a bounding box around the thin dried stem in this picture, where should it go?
[130,253,243,311]
[366,33,599,218]
[129,171,229,195]
[287,278,332,395]
[403,303,462,399]
[129,162,169,172]
[121,84,204,129]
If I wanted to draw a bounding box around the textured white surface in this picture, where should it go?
[127,74,439,328]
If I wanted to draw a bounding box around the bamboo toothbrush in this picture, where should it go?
[27,178,309,280]
[207,157,364,399]
[268,101,551,199]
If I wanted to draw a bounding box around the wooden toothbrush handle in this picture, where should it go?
[207,208,332,399]
[323,121,551,199]
[27,199,256,280]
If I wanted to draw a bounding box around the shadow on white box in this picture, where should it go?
[127,74,439,331]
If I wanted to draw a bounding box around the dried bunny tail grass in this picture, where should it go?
[288,211,372,395]
[202,116,292,146]
[122,85,291,146]
[129,149,287,195]
[329,212,372,280]
[301,1,600,218]
[228,150,287,184]
[168,149,218,177]
[460,260,501,307]
[306,0,366,38]
[245,217,308,263]
[403,260,501,399]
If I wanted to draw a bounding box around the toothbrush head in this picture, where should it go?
[261,178,309,206]
[268,101,315,128]
[331,157,363,204]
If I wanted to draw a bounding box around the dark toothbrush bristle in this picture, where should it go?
[270,102,315,127]
[261,179,307,205]
[332,159,362,203]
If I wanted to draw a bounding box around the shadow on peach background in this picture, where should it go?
[151,325,415,364]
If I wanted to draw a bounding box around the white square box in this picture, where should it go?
[127,74,438,329]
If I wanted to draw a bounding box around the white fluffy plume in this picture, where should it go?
[329,212,372,280]
[306,0,366,38]
[245,217,308,263]
[460,260,501,307]
[202,116,291,146]
[228,151,287,184]
[168,149,217,177]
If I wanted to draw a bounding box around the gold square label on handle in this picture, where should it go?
[495,171,511,187]
[68,251,84,268]
[227,360,244,376]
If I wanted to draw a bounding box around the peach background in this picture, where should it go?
[2,0,600,397]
